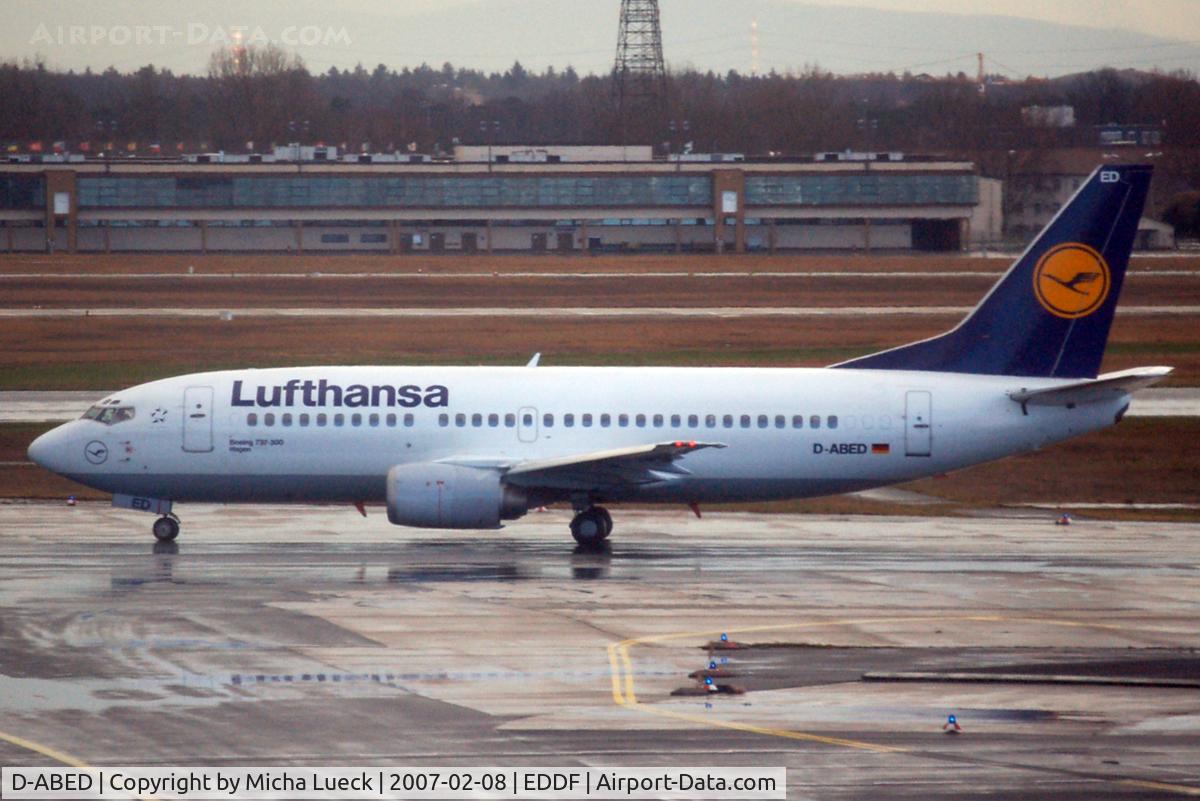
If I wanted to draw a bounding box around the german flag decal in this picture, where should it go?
[871,443,890,454]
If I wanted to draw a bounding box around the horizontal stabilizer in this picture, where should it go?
[1009,366,1172,407]
[503,440,725,491]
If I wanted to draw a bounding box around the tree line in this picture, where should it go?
[2,46,1199,185]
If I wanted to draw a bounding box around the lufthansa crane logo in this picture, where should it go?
[1033,242,1111,319]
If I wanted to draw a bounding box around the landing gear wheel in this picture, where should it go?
[152,515,180,542]
[595,507,613,540]
[570,506,612,547]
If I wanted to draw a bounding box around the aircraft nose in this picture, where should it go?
[27,425,69,473]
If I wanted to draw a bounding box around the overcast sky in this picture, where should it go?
[6,0,1199,77]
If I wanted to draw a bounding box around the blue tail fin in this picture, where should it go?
[834,164,1153,378]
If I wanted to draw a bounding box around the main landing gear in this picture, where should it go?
[570,505,612,547]
[152,513,180,542]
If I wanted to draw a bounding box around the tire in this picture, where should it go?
[152,516,180,542]
[595,507,613,540]
[570,510,605,546]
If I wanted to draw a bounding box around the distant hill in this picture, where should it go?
[6,0,1200,78]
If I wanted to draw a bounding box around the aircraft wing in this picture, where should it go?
[1008,366,1172,408]
[501,440,726,492]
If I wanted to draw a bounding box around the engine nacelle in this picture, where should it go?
[386,463,527,529]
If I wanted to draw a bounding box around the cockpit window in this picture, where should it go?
[82,405,135,425]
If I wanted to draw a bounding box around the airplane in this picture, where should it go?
[27,164,1170,547]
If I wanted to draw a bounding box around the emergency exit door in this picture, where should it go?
[183,386,214,453]
[905,391,932,457]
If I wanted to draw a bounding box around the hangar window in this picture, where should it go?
[82,405,136,425]
[247,413,257,427]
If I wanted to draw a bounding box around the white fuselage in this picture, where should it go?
[32,365,1128,506]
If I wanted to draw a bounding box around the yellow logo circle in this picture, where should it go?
[1033,243,1111,319]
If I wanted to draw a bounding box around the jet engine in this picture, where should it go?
[386,463,527,529]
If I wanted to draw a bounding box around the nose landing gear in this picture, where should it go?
[152,514,180,542]
[569,505,612,547]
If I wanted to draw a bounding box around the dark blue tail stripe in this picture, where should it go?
[833,164,1152,378]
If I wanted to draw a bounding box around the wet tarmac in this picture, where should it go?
[0,503,1197,799]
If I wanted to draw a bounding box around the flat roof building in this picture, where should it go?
[0,157,990,254]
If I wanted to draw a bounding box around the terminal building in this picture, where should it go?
[0,148,1000,254]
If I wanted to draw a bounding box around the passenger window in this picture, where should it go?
[317,413,328,426]
[600,413,611,427]
[455,413,466,427]
[438,414,449,427]
[247,412,257,427]
[471,413,482,427]
[300,413,310,427]
[542,413,553,428]
[705,414,716,428]
[564,413,575,427]
[653,414,663,427]
[671,414,681,427]
[722,415,733,428]
[369,413,380,427]
[810,415,821,429]
[282,413,293,427]
[504,413,515,427]
[792,415,803,428]
[490,413,500,427]
[385,413,396,427]
[635,414,646,427]
[828,415,838,429]
[404,413,414,427]
[352,413,362,427]
[334,414,344,427]
[740,415,751,428]
[758,415,768,428]
[264,413,276,427]
[582,413,593,427]
[619,414,629,427]
[689,414,699,427]
[523,413,533,426]
[775,415,785,429]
